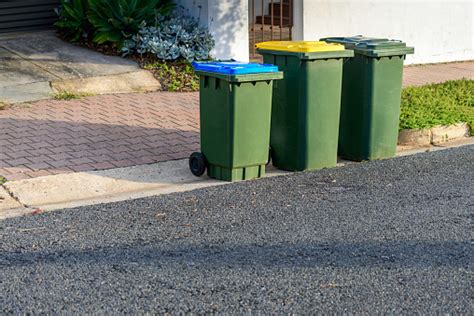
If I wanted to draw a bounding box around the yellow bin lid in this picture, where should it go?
[255,41,345,53]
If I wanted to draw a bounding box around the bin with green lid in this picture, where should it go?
[256,41,354,171]
[321,36,414,161]
[189,61,283,182]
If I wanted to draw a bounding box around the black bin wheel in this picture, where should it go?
[189,152,207,177]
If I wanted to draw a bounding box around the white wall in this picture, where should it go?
[176,0,209,23]
[293,0,474,65]
[177,0,250,61]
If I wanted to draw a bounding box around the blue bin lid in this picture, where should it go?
[192,61,278,75]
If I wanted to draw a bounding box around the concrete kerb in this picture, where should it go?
[50,71,161,95]
[1,137,472,220]
[398,122,471,146]
[1,160,293,217]
[0,186,34,220]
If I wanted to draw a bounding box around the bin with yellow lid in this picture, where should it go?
[256,41,354,171]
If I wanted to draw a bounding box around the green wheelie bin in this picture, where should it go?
[256,41,354,171]
[321,36,414,161]
[190,61,283,182]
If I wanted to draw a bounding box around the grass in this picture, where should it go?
[52,91,94,101]
[399,79,474,134]
[142,59,199,92]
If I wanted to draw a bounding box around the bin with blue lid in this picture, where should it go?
[321,36,414,161]
[189,61,283,181]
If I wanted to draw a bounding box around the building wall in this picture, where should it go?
[293,0,474,65]
[177,0,250,61]
[0,0,60,33]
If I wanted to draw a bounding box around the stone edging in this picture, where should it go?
[398,122,471,146]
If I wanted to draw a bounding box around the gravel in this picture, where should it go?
[1,145,473,313]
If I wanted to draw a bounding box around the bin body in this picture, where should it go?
[256,41,353,171]
[322,36,414,161]
[194,62,283,181]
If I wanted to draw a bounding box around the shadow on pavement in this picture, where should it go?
[1,240,471,269]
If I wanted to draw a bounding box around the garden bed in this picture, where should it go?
[54,0,211,93]
[55,32,200,92]
[399,79,473,134]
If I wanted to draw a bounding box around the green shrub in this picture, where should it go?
[55,0,92,41]
[88,0,175,47]
[400,79,474,134]
[122,12,214,61]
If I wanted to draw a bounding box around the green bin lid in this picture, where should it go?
[321,35,414,57]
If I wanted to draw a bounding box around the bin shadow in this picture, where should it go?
[1,240,471,270]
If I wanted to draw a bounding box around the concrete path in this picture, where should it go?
[0,31,160,104]
[1,145,472,313]
[403,61,473,87]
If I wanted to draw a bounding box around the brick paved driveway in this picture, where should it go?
[403,61,473,87]
[0,61,472,181]
[0,93,199,180]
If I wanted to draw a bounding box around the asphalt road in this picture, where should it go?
[1,145,473,314]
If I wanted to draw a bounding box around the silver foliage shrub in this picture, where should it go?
[122,12,214,61]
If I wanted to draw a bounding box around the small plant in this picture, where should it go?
[143,59,199,91]
[0,176,7,185]
[52,91,93,100]
[0,101,9,110]
[122,11,214,61]
[55,0,92,42]
[400,79,474,134]
[88,0,175,47]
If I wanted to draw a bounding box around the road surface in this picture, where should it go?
[1,145,472,313]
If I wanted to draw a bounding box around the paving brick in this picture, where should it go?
[26,162,53,171]
[7,151,30,159]
[109,159,136,168]
[24,170,55,178]
[48,153,73,161]
[8,158,31,166]
[129,149,154,158]
[25,155,51,166]
[130,156,157,165]
[90,155,114,163]
[26,146,53,155]
[5,172,31,181]
[32,141,54,149]
[9,144,33,152]
[69,164,96,172]
[91,162,116,170]
[69,157,95,165]
[49,167,74,175]
[48,160,72,168]
[0,140,13,146]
